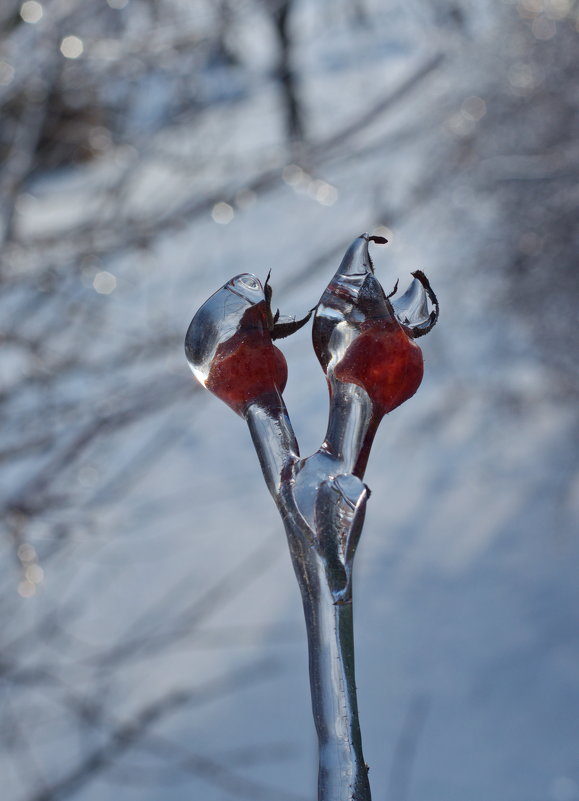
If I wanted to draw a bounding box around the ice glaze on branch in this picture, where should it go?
[184,233,438,801]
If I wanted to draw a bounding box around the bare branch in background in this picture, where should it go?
[1,1,578,800]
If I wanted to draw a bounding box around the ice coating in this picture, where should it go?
[311,234,437,476]
[313,234,437,414]
[185,273,287,415]
[391,270,439,337]
[183,235,438,801]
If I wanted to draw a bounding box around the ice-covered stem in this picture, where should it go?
[184,234,438,801]
[288,535,371,801]
[245,397,371,801]
[245,398,298,497]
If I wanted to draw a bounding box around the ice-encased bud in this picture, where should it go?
[313,234,437,415]
[185,274,287,416]
[313,235,387,375]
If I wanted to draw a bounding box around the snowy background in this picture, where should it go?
[1,1,579,800]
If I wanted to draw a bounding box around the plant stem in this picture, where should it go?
[295,548,371,801]
[245,396,299,496]
[246,398,372,801]
[320,382,380,479]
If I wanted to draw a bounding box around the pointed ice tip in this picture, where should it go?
[337,235,373,277]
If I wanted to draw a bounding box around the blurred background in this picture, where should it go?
[1,1,579,800]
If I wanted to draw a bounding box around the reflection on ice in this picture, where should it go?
[185,273,267,385]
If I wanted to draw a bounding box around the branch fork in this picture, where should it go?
[185,233,438,801]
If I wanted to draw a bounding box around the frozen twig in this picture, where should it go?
[185,233,439,800]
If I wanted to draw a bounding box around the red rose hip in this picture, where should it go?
[185,274,288,416]
[334,316,424,415]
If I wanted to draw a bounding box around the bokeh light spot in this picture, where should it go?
[308,180,338,206]
[507,62,543,94]
[518,0,543,15]
[20,1,43,23]
[18,580,36,598]
[446,112,475,137]
[88,126,112,152]
[60,35,84,59]
[25,564,44,584]
[462,96,487,121]
[211,202,234,224]
[282,164,305,186]
[93,271,117,294]
[545,0,570,18]
[17,543,36,562]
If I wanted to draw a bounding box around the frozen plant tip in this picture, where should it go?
[314,235,438,416]
[312,234,438,477]
[185,273,313,416]
[185,233,439,801]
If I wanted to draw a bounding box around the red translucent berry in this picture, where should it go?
[186,274,289,416]
[206,332,288,415]
[333,319,424,415]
